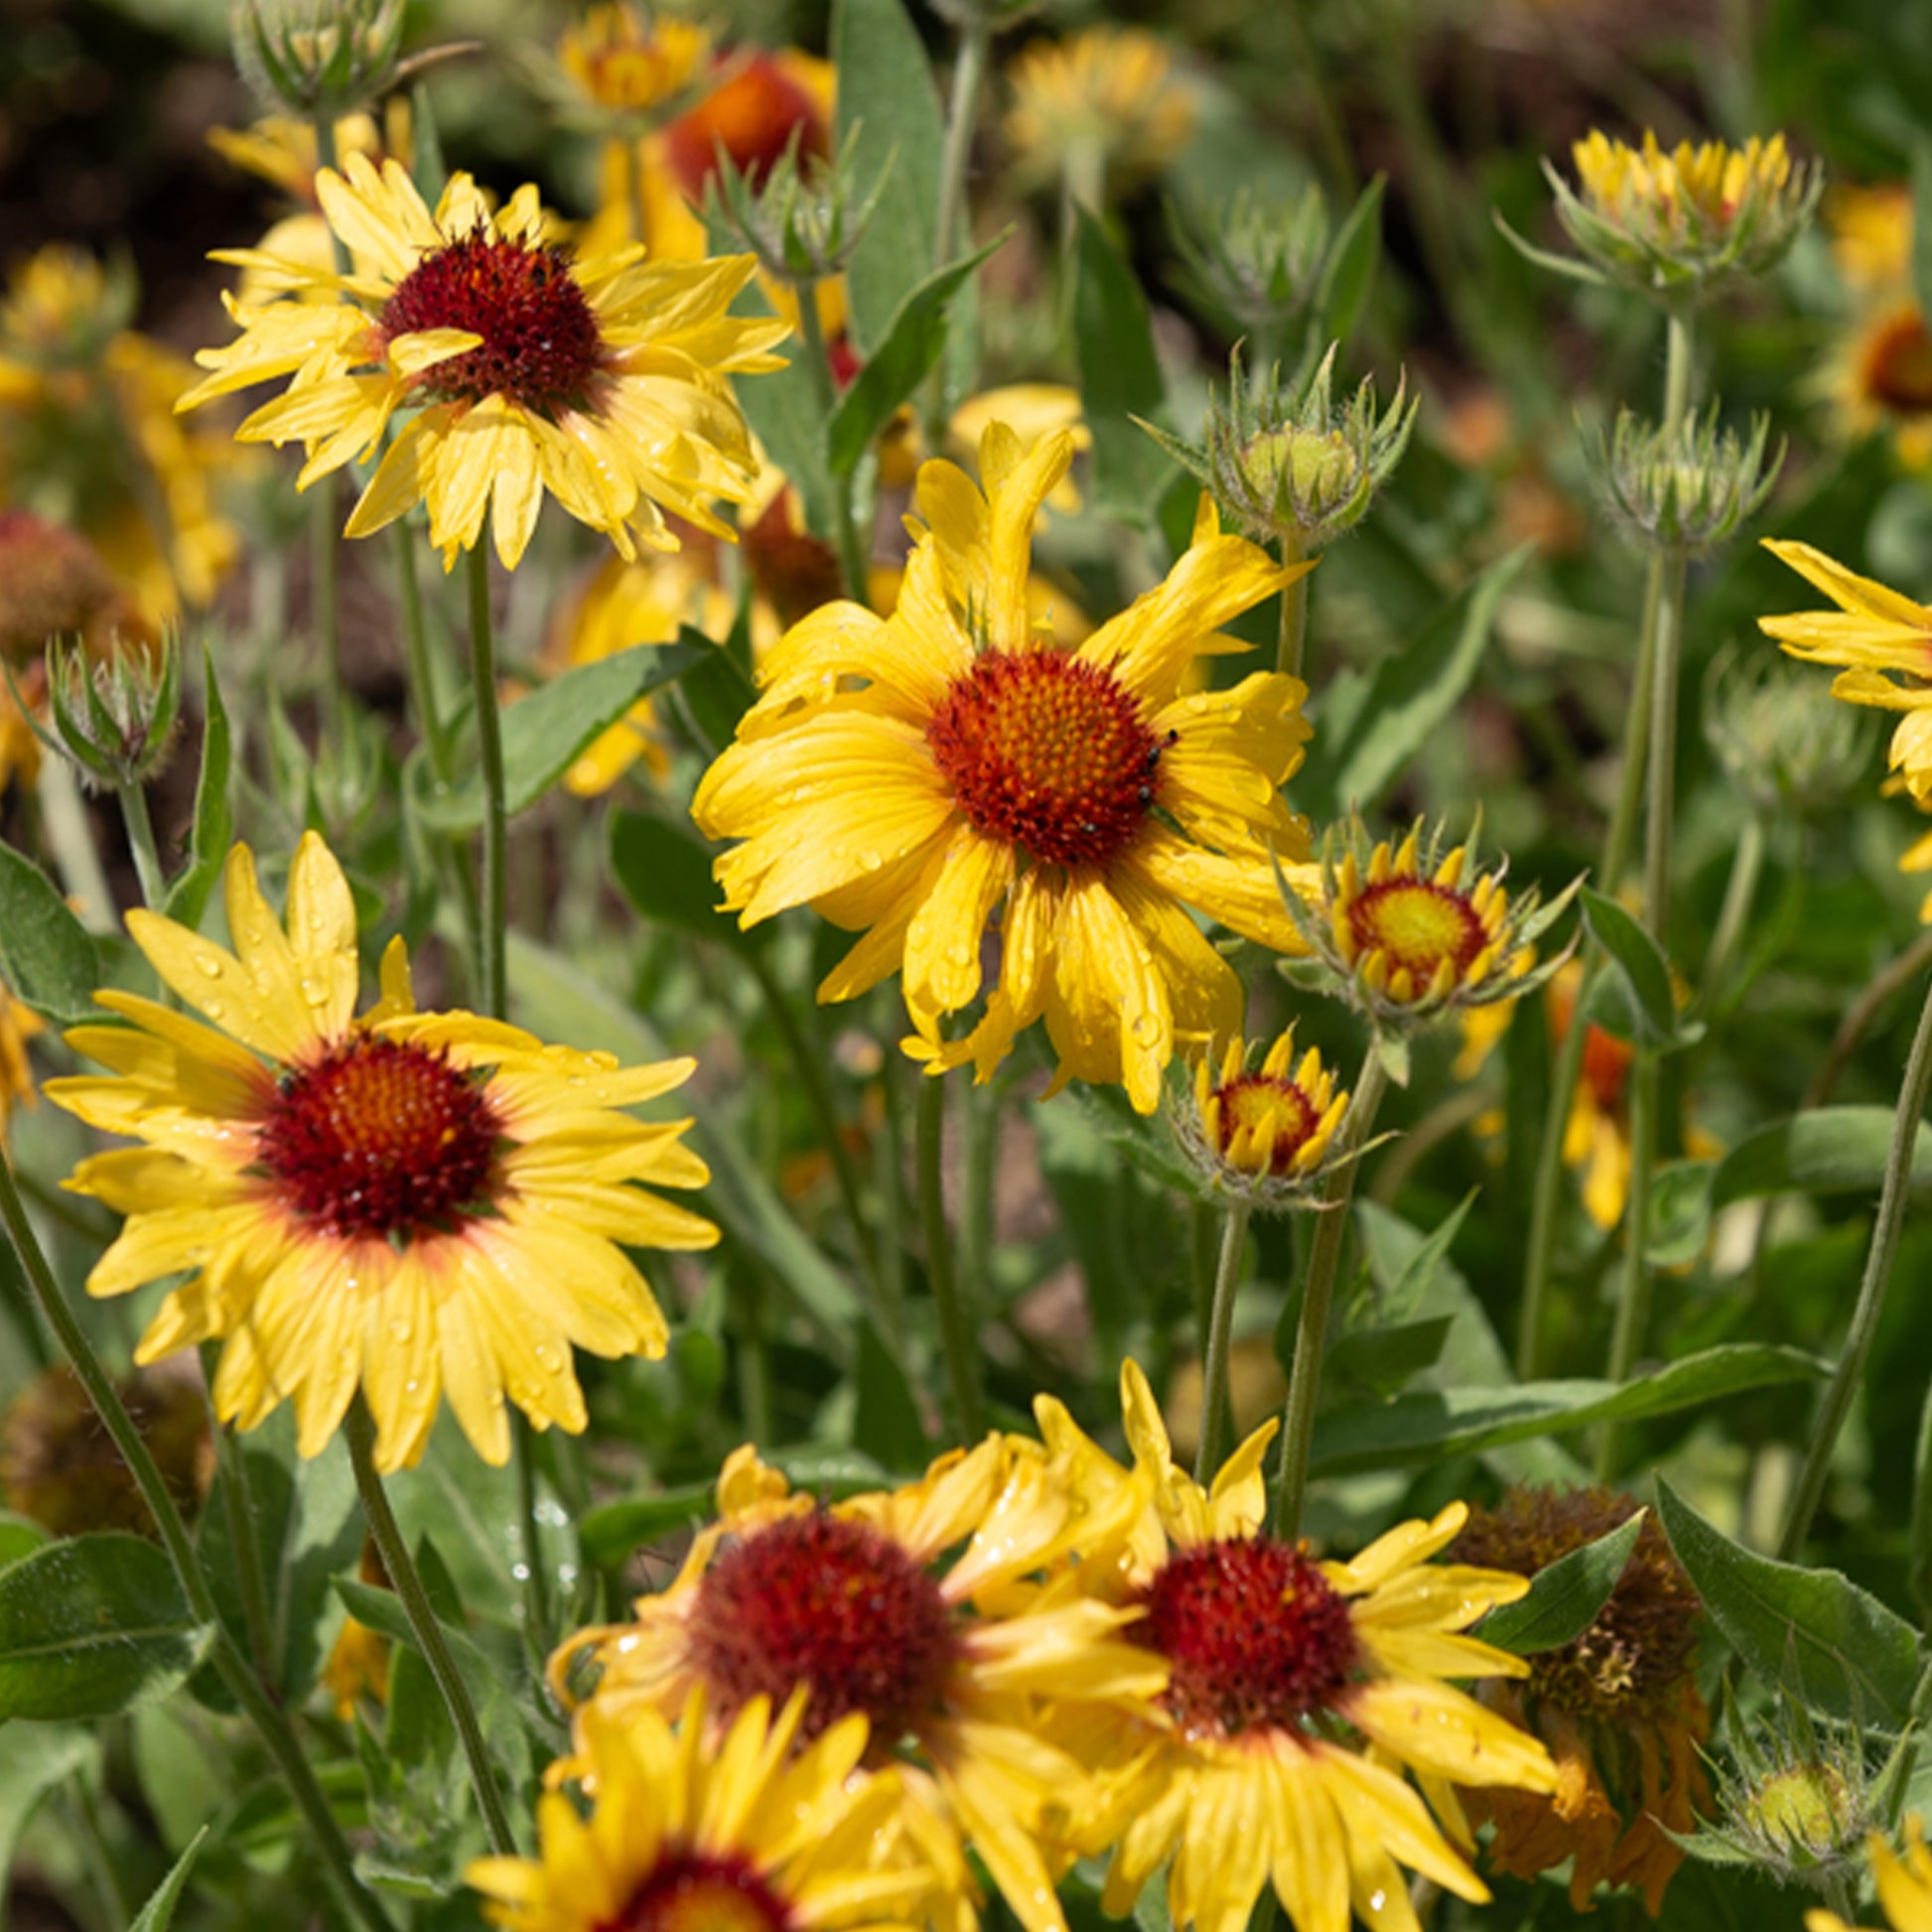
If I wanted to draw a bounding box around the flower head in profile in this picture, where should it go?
[1758,540,1932,804]
[1291,816,1572,1035]
[1813,185,1932,468]
[1451,1484,1709,1914]
[1031,1361,1558,1932]
[554,1435,1165,1932]
[470,1690,942,1932]
[1543,129,1820,299]
[1004,28,1194,199]
[1174,1026,1353,1211]
[179,153,787,570]
[47,835,717,1472]
[693,424,1318,1114]
[548,3,712,124]
[1807,1818,1932,1932]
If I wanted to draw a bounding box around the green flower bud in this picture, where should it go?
[1587,405,1781,555]
[231,0,410,119]
[33,634,184,792]
[707,125,889,288]
[1703,644,1877,818]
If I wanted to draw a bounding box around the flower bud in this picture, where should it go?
[1703,644,1876,818]
[1588,404,1782,554]
[231,0,409,118]
[35,633,184,792]
[1172,1027,1353,1212]
[707,124,889,287]
[1169,184,1331,338]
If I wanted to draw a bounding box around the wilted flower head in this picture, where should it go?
[1145,345,1416,554]
[1589,404,1782,554]
[1704,644,1877,818]
[1004,27,1194,198]
[1534,129,1821,302]
[1173,1026,1352,1210]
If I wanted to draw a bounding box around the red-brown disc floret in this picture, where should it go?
[686,1511,961,1748]
[256,1034,503,1243]
[1137,1537,1359,1742]
[597,1852,794,1932]
[378,231,605,418]
[925,650,1166,870]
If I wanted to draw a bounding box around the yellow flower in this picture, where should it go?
[179,153,788,571]
[553,1435,1166,1932]
[322,1539,392,1717]
[1807,1818,1932,1932]
[47,835,717,1472]
[1828,183,1914,294]
[1451,1485,1709,1915]
[1033,1362,1559,1932]
[1004,29,1194,195]
[554,4,712,118]
[471,1689,943,1932]
[1758,540,1932,804]
[0,972,44,1138]
[693,424,1317,1114]
[1177,1026,1352,1209]
[1823,302,1932,469]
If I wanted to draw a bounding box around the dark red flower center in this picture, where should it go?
[1137,1537,1359,1741]
[597,1852,793,1932]
[1347,879,1486,982]
[379,230,604,418]
[256,1034,503,1243]
[686,1511,960,1749]
[1212,1074,1319,1173]
[1863,311,1932,415]
[926,650,1166,869]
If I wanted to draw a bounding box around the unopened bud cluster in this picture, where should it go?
[1588,405,1781,553]
[1703,645,1876,818]
[709,127,888,287]
[1170,184,1331,337]
[232,0,406,115]
[32,635,184,791]
[1147,346,1415,554]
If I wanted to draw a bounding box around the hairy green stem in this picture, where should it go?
[1277,539,1311,682]
[1194,1202,1252,1484]
[1640,548,1690,937]
[308,113,349,749]
[1776,966,1932,1558]
[1276,1046,1389,1538]
[1517,967,1593,1378]
[1599,552,1665,899]
[1697,812,1766,1017]
[0,1152,391,1932]
[200,1338,277,1686]
[38,756,117,934]
[115,779,168,910]
[465,539,507,1023]
[917,1071,982,1440]
[344,1398,517,1857]
[1595,1049,1658,1478]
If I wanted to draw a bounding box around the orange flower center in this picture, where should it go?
[1862,311,1932,416]
[663,54,828,201]
[926,650,1166,868]
[379,231,604,418]
[256,1035,503,1243]
[687,1512,959,1747]
[600,1854,792,1932]
[1348,879,1485,982]
[1137,1538,1358,1740]
[1213,1075,1319,1174]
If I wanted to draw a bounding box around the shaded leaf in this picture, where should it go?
[0,1512,47,1570]
[1312,175,1384,353]
[161,641,233,929]
[128,1826,211,1932]
[1073,207,1172,524]
[610,807,759,954]
[579,1484,714,1570]
[0,842,100,1028]
[1478,1510,1647,1655]
[853,1320,927,1471]
[1583,890,1682,1047]
[1712,1107,1932,1209]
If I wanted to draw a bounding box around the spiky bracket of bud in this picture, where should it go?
[1140,345,1416,555]
[232,0,471,119]
[1585,404,1783,556]
[1703,642,1878,819]
[705,123,893,288]
[1168,183,1332,339]
[16,634,184,793]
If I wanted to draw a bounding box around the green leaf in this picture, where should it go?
[1312,175,1384,353]
[1647,1160,1716,1268]
[669,618,759,756]
[1654,1479,1924,1727]
[1325,1317,1452,1399]
[1477,1510,1647,1655]
[827,238,1002,479]
[1711,1107,1932,1209]
[1913,1377,1932,1619]
[1298,547,1528,819]
[0,842,101,1028]
[1582,889,1682,1047]
[737,353,835,538]
[1073,207,1173,524]
[1310,1343,1824,1475]
[0,1725,95,1904]
[832,0,944,353]
[0,1512,46,1570]
[853,1321,928,1471]
[161,642,233,929]
[579,1483,715,1570]
[128,1826,211,1932]
[412,642,710,831]
[609,807,759,954]
[0,1533,214,1720]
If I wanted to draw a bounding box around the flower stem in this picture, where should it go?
[1776,964,1932,1559]
[38,756,117,933]
[465,539,507,1023]
[1598,551,1664,898]
[1696,811,1766,1017]
[796,284,868,602]
[115,778,168,909]
[0,1151,391,1932]
[1594,1047,1658,1478]
[1518,973,1591,1379]
[916,1070,982,1440]
[1194,1202,1252,1484]
[1640,548,1690,938]
[200,1338,277,1686]
[343,1397,517,1858]
[1276,535,1310,682]
[1275,1044,1389,1538]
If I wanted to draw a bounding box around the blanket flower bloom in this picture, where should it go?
[1033,1362,1559,1932]
[692,423,1317,1113]
[470,1690,943,1932]
[46,835,717,1471]
[178,152,787,569]
[553,1435,1166,1932]
[1174,1026,1352,1210]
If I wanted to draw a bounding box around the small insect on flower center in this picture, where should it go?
[926,650,1167,869]
[1137,1537,1359,1741]
[379,230,604,418]
[601,1853,794,1932]
[686,1512,960,1749]
[1862,312,1932,415]
[256,1035,503,1243]
[1347,880,1486,983]
[1213,1075,1319,1174]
